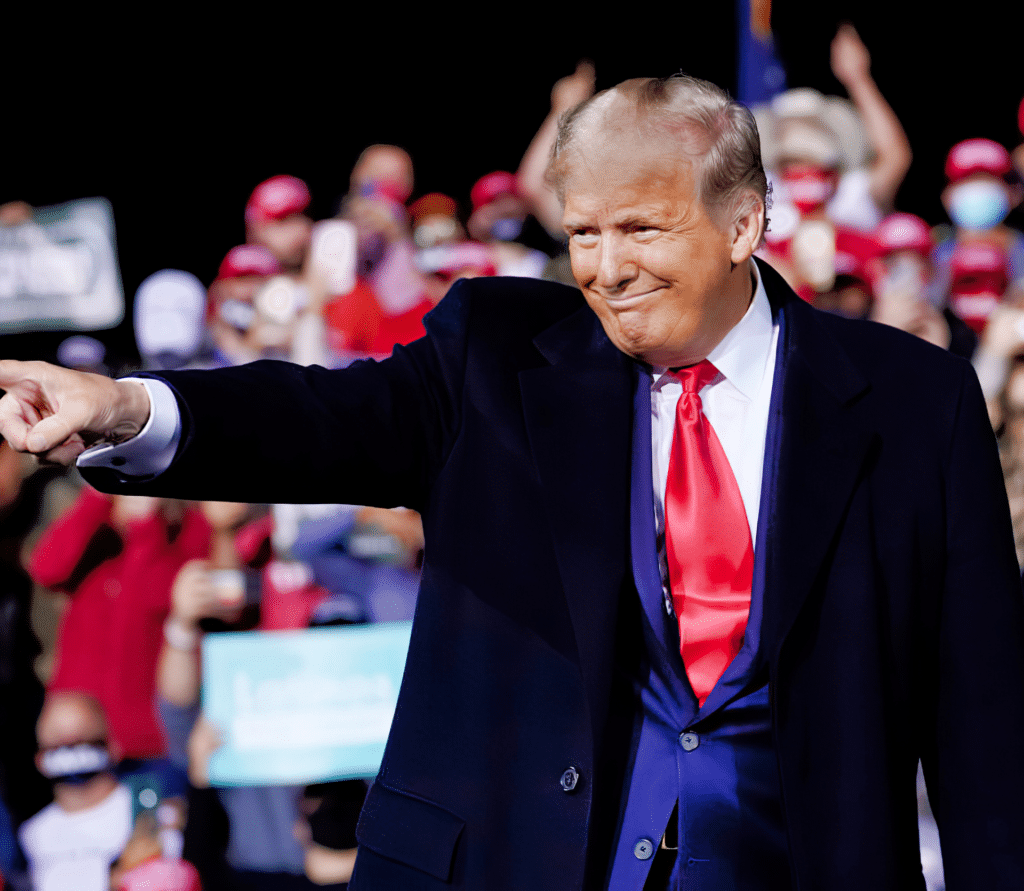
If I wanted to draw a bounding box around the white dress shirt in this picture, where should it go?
[650,261,779,569]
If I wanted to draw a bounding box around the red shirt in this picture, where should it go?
[29,488,210,758]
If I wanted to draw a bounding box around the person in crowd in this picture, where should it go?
[27,489,210,794]
[133,270,209,370]
[408,193,464,252]
[0,440,55,889]
[414,240,497,307]
[329,146,434,361]
[19,692,133,891]
[4,72,1024,890]
[245,176,314,276]
[156,504,332,891]
[870,212,964,351]
[110,809,202,891]
[933,137,1024,331]
[757,23,911,235]
[466,171,560,278]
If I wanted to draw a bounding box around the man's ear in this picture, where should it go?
[729,192,766,266]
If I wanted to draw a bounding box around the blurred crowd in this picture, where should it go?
[0,24,1023,891]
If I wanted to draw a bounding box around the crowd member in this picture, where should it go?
[414,240,496,306]
[291,505,423,625]
[408,193,464,251]
[870,212,963,352]
[757,23,911,235]
[27,489,210,792]
[969,301,1024,562]
[934,137,1024,331]
[0,441,55,889]
[19,692,133,891]
[245,176,314,276]
[204,245,284,365]
[329,146,434,361]
[133,270,209,370]
[156,510,333,891]
[466,171,558,278]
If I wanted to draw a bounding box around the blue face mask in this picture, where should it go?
[947,180,1010,230]
[491,217,524,242]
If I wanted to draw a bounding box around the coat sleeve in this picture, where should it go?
[80,283,475,510]
[923,360,1024,888]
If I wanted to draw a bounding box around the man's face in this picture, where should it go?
[562,133,749,368]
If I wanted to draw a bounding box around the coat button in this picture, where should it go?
[560,766,580,792]
[633,838,655,860]
[679,731,699,751]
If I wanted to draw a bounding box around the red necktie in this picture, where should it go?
[664,361,754,706]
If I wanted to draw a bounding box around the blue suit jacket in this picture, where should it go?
[85,260,1024,890]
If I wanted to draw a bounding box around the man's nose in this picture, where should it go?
[595,235,638,292]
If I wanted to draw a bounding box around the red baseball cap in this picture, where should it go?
[409,192,459,223]
[875,213,933,257]
[118,857,201,891]
[470,172,519,210]
[945,139,1013,184]
[246,175,311,226]
[950,241,1008,291]
[215,245,281,282]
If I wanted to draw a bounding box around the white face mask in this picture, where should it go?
[947,180,1011,230]
[39,742,111,781]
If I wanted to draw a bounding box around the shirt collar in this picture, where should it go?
[652,261,773,401]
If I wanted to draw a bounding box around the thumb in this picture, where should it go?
[25,412,78,454]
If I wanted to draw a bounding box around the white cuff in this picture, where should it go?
[76,378,182,478]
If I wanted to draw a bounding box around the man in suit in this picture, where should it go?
[2,75,1024,890]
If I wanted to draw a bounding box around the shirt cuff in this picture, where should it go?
[76,378,182,477]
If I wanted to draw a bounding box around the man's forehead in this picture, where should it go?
[561,132,695,207]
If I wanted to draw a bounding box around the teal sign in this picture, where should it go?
[202,623,412,786]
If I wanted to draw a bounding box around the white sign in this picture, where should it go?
[0,198,124,332]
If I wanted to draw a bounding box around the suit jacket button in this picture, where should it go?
[633,838,655,860]
[679,732,699,751]
[560,767,580,792]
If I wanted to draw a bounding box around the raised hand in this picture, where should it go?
[0,360,150,465]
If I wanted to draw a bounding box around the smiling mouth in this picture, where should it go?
[600,288,660,309]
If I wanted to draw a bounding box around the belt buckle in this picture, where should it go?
[660,805,679,850]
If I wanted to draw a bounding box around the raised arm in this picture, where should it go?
[516,61,595,238]
[830,23,912,213]
[0,360,150,464]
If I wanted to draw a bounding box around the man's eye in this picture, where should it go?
[571,231,598,246]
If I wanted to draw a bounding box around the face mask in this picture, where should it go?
[217,298,255,332]
[947,180,1010,230]
[491,217,524,242]
[877,255,929,302]
[782,167,837,215]
[39,742,111,784]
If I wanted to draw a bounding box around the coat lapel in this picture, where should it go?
[520,306,635,738]
[757,262,880,667]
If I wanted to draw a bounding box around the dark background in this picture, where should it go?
[5,4,1022,363]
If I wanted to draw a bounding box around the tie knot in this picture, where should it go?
[673,360,718,395]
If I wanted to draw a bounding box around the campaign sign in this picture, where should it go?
[202,623,412,786]
[0,198,124,332]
